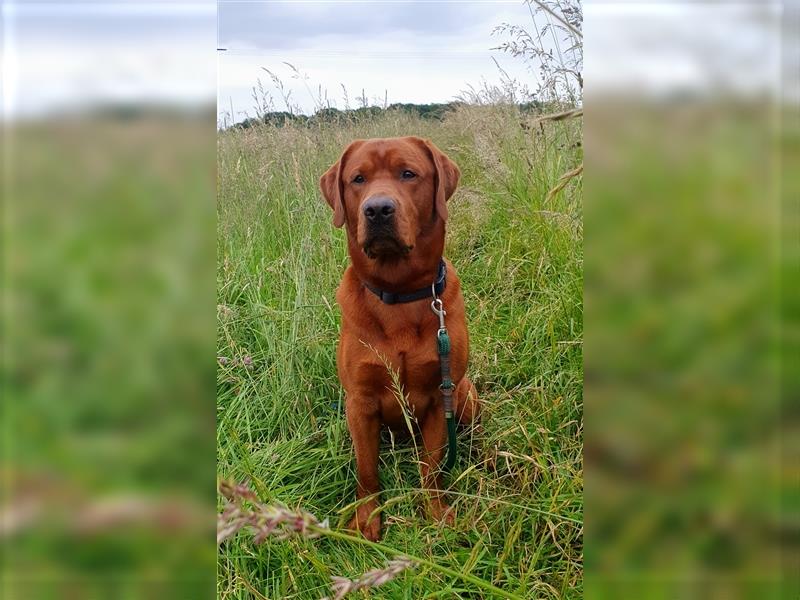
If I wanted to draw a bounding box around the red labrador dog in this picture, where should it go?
[320,136,480,541]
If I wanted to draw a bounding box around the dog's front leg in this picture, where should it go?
[419,405,454,525]
[345,395,382,541]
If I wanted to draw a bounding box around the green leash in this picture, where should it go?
[430,296,457,472]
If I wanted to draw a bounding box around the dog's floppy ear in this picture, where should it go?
[418,138,460,221]
[320,159,345,228]
[320,140,362,228]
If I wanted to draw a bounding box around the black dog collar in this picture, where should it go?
[363,259,447,305]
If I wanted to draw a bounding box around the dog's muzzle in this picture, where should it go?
[363,196,396,227]
[361,195,411,258]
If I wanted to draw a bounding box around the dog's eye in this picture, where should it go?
[401,170,417,180]
[352,174,365,184]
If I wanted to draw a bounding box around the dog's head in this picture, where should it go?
[320,136,459,261]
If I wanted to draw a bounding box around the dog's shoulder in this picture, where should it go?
[335,266,362,306]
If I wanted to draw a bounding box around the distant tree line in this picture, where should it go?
[228,101,547,130]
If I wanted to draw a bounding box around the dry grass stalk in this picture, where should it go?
[536,108,583,123]
[530,0,582,38]
[547,163,583,203]
[219,481,418,599]
[217,480,328,545]
[323,556,417,600]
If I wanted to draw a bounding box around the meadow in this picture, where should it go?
[3,116,216,598]
[217,103,583,599]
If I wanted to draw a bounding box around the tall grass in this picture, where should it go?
[217,103,582,599]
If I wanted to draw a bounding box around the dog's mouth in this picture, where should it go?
[363,235,413,260]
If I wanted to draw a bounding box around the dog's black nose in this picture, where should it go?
[363,196,396,224]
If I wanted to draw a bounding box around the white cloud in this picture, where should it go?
[585,2,781,98]
[1,1,216,119]
[217,1,544,120]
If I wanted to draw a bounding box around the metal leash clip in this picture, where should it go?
[430,297,446,332]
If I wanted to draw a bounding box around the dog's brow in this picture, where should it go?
[386,150,427,171]
[344,160,372,176]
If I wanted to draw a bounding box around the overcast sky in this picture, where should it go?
[1,1,216,119]
[217,1,542,122]
[0,1,785,121]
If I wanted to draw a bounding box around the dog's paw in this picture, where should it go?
[428,499,455,526]
[347,504,382,541]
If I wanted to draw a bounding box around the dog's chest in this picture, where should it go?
[353,324,442,396]
[393,332,441,390]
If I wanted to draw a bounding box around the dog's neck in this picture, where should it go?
[346,223,445,294]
